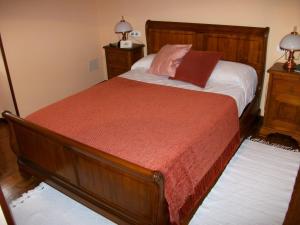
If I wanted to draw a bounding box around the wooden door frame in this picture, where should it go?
[0,33,19,116]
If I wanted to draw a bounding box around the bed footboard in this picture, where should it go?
[3,111,169,225]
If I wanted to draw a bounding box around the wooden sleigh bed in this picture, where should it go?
[3,20,269,225]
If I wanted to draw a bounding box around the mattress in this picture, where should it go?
[120,67,256,116]
[27,77,240,224]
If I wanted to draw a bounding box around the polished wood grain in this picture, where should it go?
[146,20,269,139]
[0,120,38,225]
[146,20,269,91]
[2,20,269,225]
[1,121,300,225]
[261,63,300,142]
[0,120,39,203]
[103,44,144,79]
[3,112,168,225]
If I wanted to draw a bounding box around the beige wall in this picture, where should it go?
[97,0,300,114]
[0,0,299,116]
[0,0,103,116]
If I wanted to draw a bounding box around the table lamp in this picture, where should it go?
[279,26,300,71]
[114,16,133,41]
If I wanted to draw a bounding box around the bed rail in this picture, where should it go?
[2,111,169,225]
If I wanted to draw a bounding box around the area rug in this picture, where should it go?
[10,140,300,225]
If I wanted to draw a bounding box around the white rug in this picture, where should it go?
[10,140,300,225]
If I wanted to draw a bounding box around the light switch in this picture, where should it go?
[89,58,99,72]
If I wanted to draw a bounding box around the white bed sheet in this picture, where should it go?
[120,68,255,117]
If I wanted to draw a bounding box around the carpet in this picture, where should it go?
[10,140,300,225]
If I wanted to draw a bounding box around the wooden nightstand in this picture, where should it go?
[260,63,300,142]
[103,43,144,79]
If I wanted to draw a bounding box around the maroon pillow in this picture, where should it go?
[172,50,222,87]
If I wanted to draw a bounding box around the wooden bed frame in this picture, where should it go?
[3,20,269,225]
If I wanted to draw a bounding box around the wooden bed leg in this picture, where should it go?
[18,169,31,179]
[17,161,32,179]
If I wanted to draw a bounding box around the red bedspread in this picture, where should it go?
[27,77,240,224]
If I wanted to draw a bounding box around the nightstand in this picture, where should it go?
[260,63,300,142]
[103,43,144,79]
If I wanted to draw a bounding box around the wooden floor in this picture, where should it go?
[0,119,300,224]
[0,121,39,202]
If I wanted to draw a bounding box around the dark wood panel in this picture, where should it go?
[14,124,78,185]
[2,121,300,225]
[147,30,196,52]
[261,63,300,142]
[104,44,144,79]
[146,20,269,140]
[146,20,269,92]
[77,156,157,221]
[0,120,40,216]
[107,67,128,79]
[3,112,168,225]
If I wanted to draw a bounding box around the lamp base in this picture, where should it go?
[283,60,296,71]
[283,50,296,71]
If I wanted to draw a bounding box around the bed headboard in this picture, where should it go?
[146,20,269,93]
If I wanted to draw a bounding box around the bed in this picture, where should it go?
[3,20,269,225]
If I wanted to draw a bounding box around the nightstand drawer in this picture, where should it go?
[266,96,300,126]
[272,76,300,97]
[103,44,144,79]
[106,51,130,67]
[107,67,128,79]
[261,63,300,142]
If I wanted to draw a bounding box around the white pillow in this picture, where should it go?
[131,54,156,70]
[207,60,258,102]
[131,55,257,100]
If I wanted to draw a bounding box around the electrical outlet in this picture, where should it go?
[89,58,99,72]
[129,30,141,37]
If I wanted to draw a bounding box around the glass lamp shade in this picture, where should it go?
[114,17,132,40]
[279,31,300,71]
[279,33,300,51]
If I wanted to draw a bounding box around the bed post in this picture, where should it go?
[2,111,31,178]
[2,111,171,225]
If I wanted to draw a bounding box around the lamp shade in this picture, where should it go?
[114,18,132,33]
[279,33,300,51]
